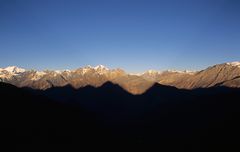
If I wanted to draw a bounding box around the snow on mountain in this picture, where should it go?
[1,62,240,94]
[31,71,47,81]
[54,70,64,74]
[94,65,108,70]
[92,65,109,75]
[81,68,90,75]
[3,66,26,73]
[74,65,109,74]
[226,62,240,67]
[0,66,26,79]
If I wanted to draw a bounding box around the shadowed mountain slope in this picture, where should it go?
[1,82,240,151]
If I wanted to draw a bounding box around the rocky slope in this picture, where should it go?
[157,62,240,89]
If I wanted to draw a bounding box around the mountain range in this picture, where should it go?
[1,62,240,150]
[1,61,240,94]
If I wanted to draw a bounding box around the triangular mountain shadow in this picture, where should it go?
[144,83,179,93]
[142,82,187,99]
[100,81,124,89]
[95,81,132,95]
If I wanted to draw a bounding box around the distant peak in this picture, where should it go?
[164,69,195,74]
[94,65,109,70]
[85,65,93,68]
[81,65,109,70]
[3,66,26,73]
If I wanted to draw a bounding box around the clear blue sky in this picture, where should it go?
[0,0,240,72]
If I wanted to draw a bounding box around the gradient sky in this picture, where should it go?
[0,0,240,72]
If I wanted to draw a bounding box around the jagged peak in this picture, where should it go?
[2,66,26,73]
[78,65,109,70]
[73,65,110,75]
[94,65,109,70]
[0,65,197,75]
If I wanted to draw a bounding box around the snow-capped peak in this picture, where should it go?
[30,71,47,81]
[94,65,109,70]
[54,70,63,74]
[226,61,240,67]
[0,66,26,79]
[3,66,26,73]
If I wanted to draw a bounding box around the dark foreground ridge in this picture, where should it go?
[1,82,240,151]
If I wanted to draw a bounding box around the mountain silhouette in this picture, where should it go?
[1,82,240,151]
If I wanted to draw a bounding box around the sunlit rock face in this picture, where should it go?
[111,74,155,94]
[158,63,240,89]
[1,62,240,94]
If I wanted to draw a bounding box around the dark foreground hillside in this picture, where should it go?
[1,82,240,151]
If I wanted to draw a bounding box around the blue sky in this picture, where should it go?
[0,0,240,72]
